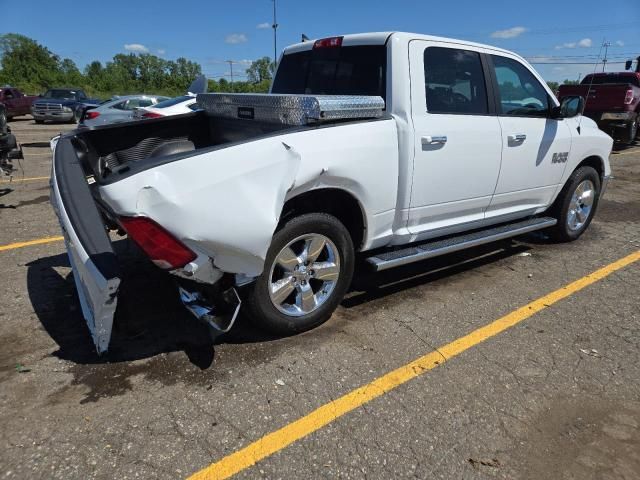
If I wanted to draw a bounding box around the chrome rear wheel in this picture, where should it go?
[245,212,355,335]
[268,233,341,317]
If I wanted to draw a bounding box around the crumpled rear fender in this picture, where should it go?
[100,138,302,276]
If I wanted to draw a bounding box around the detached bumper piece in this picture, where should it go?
[179,286,241,336]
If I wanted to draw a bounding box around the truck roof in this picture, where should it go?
[283,31,518,58]
[584,71,640,79]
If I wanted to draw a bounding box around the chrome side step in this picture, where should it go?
[366,217,557,272]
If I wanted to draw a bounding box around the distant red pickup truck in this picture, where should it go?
[0,87,39,119]
[558,71,640,144]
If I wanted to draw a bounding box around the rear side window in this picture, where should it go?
[272,46,387,100]
[424,47,488,115]
[491,55,549,117]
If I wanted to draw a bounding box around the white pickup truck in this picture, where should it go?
[51,32,613,353]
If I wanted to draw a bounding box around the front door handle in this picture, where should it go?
[507,134,527,143]
[421,135,448,145]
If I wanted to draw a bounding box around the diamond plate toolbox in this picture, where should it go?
[196,93,385,126]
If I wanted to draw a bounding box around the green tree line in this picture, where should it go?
[0,34,272,99]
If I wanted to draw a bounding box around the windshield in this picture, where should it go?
[271,45,387,100]
[44,89,77,100]
[582,74,640,87]
[153,95,192,108]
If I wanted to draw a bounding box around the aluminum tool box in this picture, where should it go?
[196,93,385,126]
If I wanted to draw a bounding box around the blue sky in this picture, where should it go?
[3,0,639,82]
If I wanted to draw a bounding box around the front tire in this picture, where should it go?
[548,166,601,242]
[244,213,355,335]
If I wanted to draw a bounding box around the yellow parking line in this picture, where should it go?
[187,250,640,480]
[0,236,64,252]
[0,176,50,183]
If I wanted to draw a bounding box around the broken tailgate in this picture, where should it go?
[50,135,120,354]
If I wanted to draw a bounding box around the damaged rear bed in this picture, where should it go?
[51,93,391,353]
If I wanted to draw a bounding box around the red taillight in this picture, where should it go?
[313,36,343,49]
[142,111,164,119]
[119,216,196,270]
[84,110,100,120]
[624,88,634,105]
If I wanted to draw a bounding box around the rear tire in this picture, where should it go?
[35,119,44,125]
[547,166,601,242]
[244,213,355,335]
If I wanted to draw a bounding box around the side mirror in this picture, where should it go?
[552,96,585,119]
[626,60,633,71]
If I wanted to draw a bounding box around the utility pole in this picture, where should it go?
[602,41,611,72]
[226,60,236,91]
[272,0,278,67]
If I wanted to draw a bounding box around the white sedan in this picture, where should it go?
[134,74,207,119]
[133,94,200,119]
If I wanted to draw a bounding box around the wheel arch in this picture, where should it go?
[575,155,605,184]
[549,155,605,214]
[279,188,367,251]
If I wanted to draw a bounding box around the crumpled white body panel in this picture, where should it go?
[99,119,399,279]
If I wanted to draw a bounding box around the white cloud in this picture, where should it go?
[555,38,592,49]
[616,40,625,47]
[225,33,248,44]
[157,49,166,55]
[490,26,527,39]
[256,22,271,29]
[124,43,149,53]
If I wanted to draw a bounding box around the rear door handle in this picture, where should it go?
[421,135,447,145]
[508,134,527,143]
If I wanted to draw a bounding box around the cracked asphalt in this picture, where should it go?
[1,117,639,480]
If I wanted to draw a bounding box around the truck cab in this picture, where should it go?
[273,33,611,245]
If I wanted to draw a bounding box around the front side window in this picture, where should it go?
[424,47,488,115]
[492,55,549,116]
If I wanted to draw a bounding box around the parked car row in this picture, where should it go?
[0,75,207,128]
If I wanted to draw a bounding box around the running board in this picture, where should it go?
[366,217,557,272]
